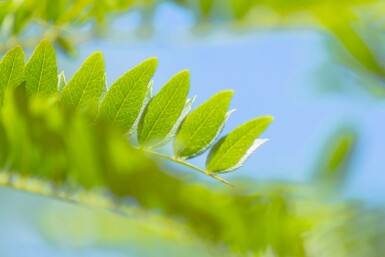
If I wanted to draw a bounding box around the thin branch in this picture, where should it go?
[142,150,234,187]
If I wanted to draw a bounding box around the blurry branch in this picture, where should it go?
[313,4,385,96]
[319,15,384,78]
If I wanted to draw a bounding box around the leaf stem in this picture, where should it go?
[142,150,234,187]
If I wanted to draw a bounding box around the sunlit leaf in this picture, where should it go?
[25,39,58,98]
[60,52,105,112]
[138,70,190,148]
[0,46,25,106]
[99,58,157,132]
[174,90,234,159]
[206,116,273,173]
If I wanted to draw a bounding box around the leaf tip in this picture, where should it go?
[264,115,274,123]
[147,57,158,65]
[178,69,190,78]
[91,51,104,60]
[221,89,234,97]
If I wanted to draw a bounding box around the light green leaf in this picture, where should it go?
[174,90,234,159]
[57,71,67,92]
[25,40,58,98]
[206,116,273,173]
[60,52,105,112]
[0,46,25,106]
[99,58,157,132]
[138,70,190,148]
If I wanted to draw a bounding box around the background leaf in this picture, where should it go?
[206,116,273,173]
[174,90,233,159]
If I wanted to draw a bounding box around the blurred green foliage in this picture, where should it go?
[0,0,137,54]
[3,0,384,95]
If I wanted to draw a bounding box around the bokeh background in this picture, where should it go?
[0,1,384,256]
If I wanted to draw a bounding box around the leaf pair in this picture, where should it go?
[173,90,273,173]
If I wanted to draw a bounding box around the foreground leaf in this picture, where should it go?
[174,90,234,158]
[0,46,25,105]
[206,116,273,173]
[138,70,190,148]
[60,52,105,111]
[99,58,157,132]
[25,40,58,98]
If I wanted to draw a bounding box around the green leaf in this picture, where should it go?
[25,40,58,98]
[174,90,234,159]
[0,46,25,106]
[138,70,190,148]
[60,52,105,112]
[206,116,273,173]
[99,58,157,132]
